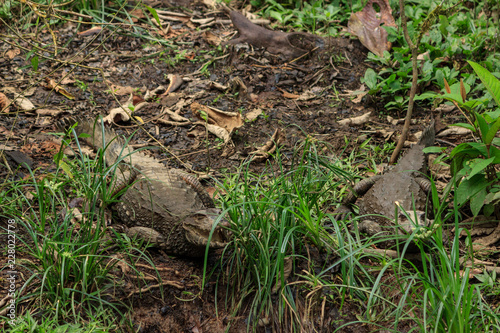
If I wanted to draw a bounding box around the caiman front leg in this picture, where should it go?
[334,175,383,219]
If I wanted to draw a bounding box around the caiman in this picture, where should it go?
[58,118,229,257]
[335,121,436,241]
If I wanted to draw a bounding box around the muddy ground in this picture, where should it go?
[0,2,472,332]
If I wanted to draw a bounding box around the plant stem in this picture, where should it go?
[390,0,419,164]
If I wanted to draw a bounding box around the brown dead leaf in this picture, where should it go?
[78,27,102,36]
[0,93,11,112]
[202,31,221,46]
[191,102,243,133]
[251,128,285,163]
[347,0,396,56]
[245,108,263,122]
[103,94,148,124]
[44,78,75,100]
[338,111,372,126]
[278,88,299,99]
[12,93,35,111]
[5,48,20,59]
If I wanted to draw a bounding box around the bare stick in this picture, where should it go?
[390,0,418,164]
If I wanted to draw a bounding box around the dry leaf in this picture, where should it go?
[44,78,75,100]
[0,93,11,112]
[78,27,102,36]
[191,102,243,133]
[202,31,221,46]
[347,0,396,56]
[250,128,285,162]
[245,108,263,121]
[13,93,35,111]
[103,94,148,124]
[5,48,20,59]
[338,111,372,126]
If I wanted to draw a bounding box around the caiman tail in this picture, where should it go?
[58,118,134,167]
[418,119,436,148]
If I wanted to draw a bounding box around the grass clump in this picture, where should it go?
[0,126,155,331]
[217,137,374,331]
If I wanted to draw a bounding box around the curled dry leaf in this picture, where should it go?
[106,80,136,96]
[103,94,148,124]
[245,108,262,122]
[5,48,20,59]
[202,31,221,46]
[44,78,75,100]
[13,93,35,111]
[0,93,11,112]
[250,128,285,162]
[78,27,102,36]
[438,126,472,137]
[347,0,396,57]
[338,111,372,126]
[191,102,243,142]
[160,74,184,96]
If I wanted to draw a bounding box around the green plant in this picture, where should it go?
[429,62,500,217]
[217,137,351,331]
[0,123,160,329]
[362,0,500,112]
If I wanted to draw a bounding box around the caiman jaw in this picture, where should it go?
[183,209,229,248]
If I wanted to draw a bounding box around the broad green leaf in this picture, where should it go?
[58,160,73,179]
[414,92,438,100]
[475,111,490,142]
[456,174,488,205]
[145,5,162,28]
[470,187,487,216]
[31,56,39,71]
[363,68,377,90]
[467,157,495,179]
[423,146,446,153]
[485,117,500,145]
[469,61,500,107]
[451,122,475,132]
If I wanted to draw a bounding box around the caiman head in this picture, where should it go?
[183,208,230,249]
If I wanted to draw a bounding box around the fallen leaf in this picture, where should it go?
[191,102,243,133]
[245,108,262,122]
[78,27,102,36]
[0,93,11,112]
[103,94,148,124]
[338,111,372,126]
[250,128,285,162]
[12,93,35,111]
[44,78,75,100]
[5,48,20,59]
[348,0,396,56]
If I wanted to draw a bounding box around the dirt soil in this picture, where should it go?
[0,2,471,332]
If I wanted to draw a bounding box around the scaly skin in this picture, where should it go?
[336,121,435,239]
[58,118,228,257]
